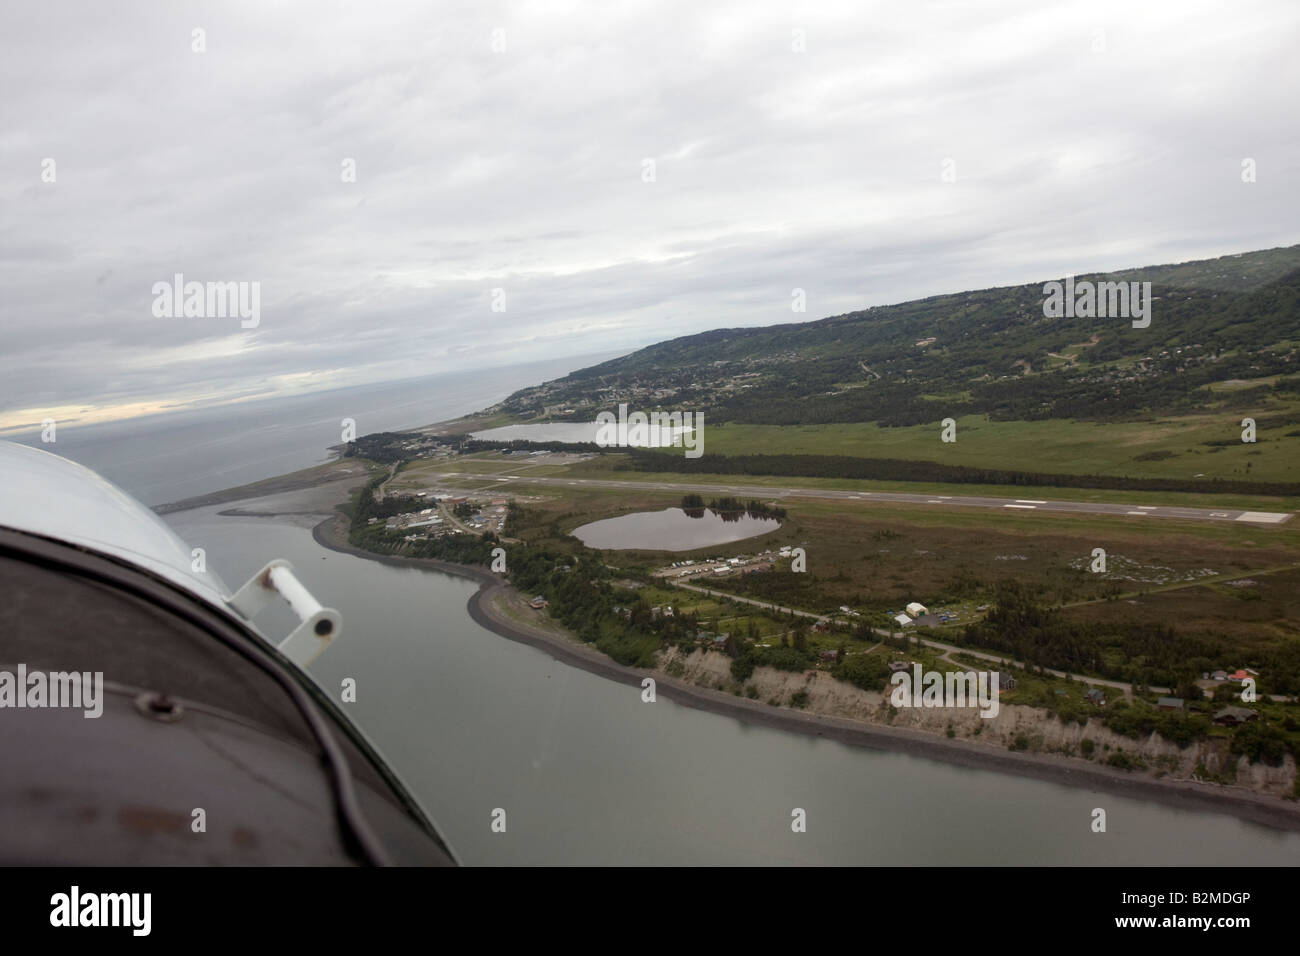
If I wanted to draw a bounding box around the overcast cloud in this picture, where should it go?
[1,0,1297,431]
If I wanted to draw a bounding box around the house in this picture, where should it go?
[1211,670,1228,681]
[1156,696,1184,711]
[818,650,839,662]
[1213,706,1258,726]
[906,602,928,618]
[1227,670,1250,683]
[893,613,912,627]
[997,674,1017,691]
[1085,689,1105,705]
[529,596,549,610]
[888,661,910,673]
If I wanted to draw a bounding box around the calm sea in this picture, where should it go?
[6,354,613,506]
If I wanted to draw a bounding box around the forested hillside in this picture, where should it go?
[496,245,1300,428]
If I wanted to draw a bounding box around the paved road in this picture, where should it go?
[437,473,1294,525]
[676,581,1158,697]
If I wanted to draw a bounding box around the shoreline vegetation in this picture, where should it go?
[160,457,1300,833]
[309,514,1300,833]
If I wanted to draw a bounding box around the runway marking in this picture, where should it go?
[1236,512,1291,523]
[446,473,1294,524]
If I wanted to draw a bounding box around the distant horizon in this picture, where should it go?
[7,237,1296,436]
[6,0,1297,439]
[0,347,628,437]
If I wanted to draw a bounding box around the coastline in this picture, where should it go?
[308,511,1300,834]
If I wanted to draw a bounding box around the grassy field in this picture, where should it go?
[1057,567,1300,648]
[632,583,793,642]
[387,459,1300,645]
[394,406,1300,510]
[683,495,1300,618]
[678,409,1300,484]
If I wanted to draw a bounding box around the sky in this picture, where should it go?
[1,0,1297,431]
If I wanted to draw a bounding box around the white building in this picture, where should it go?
[894,613,912,627]
[906,602,928,618]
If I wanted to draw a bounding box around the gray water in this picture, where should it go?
[574,507,781,551]
[167,505,1300,865]
[4,353,618,506]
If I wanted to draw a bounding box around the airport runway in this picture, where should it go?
[438,473,1294,524]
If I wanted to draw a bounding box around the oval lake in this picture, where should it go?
[572,507,781,551]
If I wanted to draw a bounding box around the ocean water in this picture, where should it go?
[5,353,614,506]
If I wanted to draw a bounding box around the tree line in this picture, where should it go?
[626,449,1300,496]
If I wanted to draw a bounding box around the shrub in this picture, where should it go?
[832,653,891,692]
[1106,751,1145,770]
[730,655,756,683]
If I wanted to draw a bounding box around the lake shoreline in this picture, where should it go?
[308,512,1300,834]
